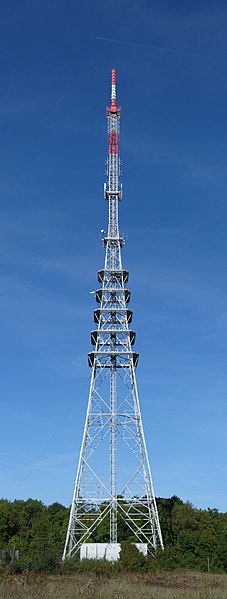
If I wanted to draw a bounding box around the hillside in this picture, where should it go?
[0,496,226,573]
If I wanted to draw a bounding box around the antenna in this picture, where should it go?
[63,69,164,561]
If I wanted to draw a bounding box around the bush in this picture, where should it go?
[154,546,183,571]
[119,541,148,572]
[9,549,60,574]
[61,557,115,576]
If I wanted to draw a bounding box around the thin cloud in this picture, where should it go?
[93,34,226,62]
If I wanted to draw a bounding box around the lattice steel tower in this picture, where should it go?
[63,69,163,560]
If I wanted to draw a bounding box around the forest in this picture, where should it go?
[0,496,226,573]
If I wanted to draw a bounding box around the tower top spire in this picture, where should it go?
[111,68,116,108]
[107,67,121,115]
[104,67,122,205]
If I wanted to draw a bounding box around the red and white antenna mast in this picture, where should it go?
[105,68,122,241]
[111,67,117,108]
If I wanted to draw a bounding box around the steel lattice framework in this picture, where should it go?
[63,69,164,560]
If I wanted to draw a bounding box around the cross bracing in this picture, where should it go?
[63,69,163,561]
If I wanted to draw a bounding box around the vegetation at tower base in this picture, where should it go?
[0,496,226,574]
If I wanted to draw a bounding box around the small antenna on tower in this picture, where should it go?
[111,67,117,108]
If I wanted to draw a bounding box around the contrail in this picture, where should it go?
[93,34,226,62]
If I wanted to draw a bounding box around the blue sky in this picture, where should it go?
[0,0,226,511]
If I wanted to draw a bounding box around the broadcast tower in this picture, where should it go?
[63,69,163,560]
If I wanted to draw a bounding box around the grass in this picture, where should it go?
[0,571,227,599]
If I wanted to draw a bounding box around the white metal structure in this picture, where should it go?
[63,69,164,560]
[80,543,147,562]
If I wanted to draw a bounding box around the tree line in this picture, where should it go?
[0,496,226,573]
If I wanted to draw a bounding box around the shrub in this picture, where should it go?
[119,541,148,572]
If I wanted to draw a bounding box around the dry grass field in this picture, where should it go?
[0,571,227,599]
